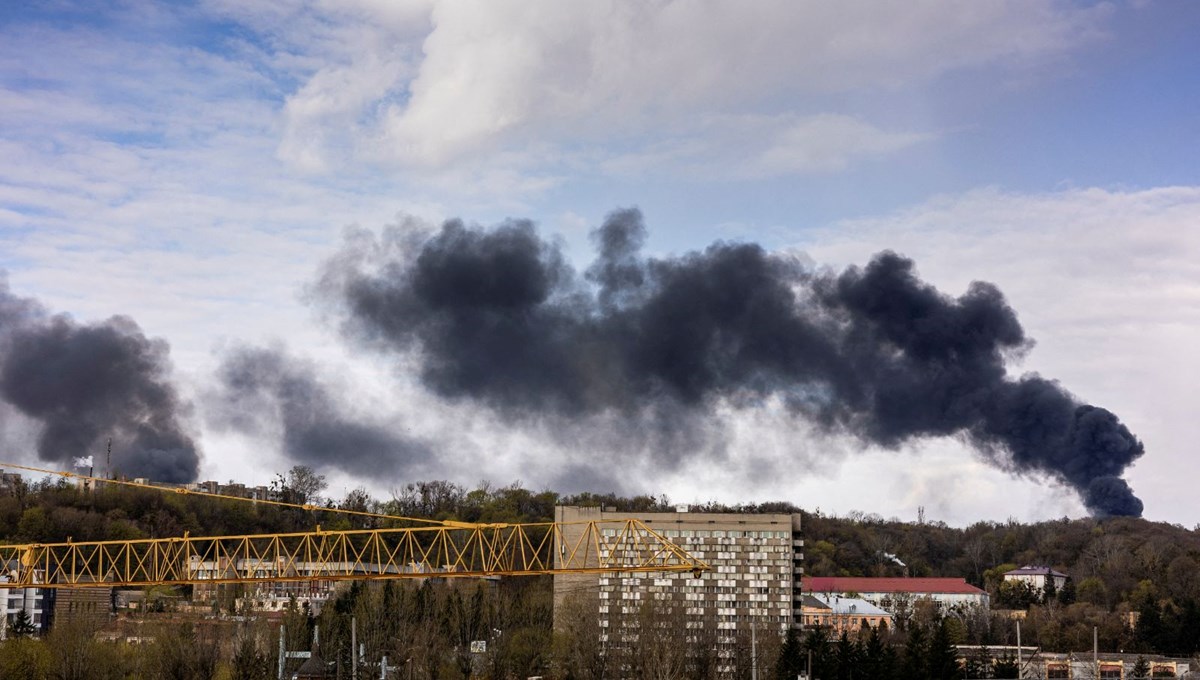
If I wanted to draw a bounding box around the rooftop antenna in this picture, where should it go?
[105,438,112,481]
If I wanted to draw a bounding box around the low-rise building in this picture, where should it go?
[800,594,892,635]
[805,576,988,613]
[1003,565,1068,591]
[958,649,1192,679]
[189,556,464,614]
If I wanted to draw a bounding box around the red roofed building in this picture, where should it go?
[805,577,989,612]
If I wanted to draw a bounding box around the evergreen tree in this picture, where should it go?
[963,646,992,679]
[833,630,859,680]
[1042,576,1057,602]
[928,618,963,680]
[1172,598,1200,656]
[898,626,927,680]
[1056,577,1076,606]
[773,627,804,680]
[1135,599,1165,653]
[803,626,834,680]
[992,651,1019,679]
[1131,655,1150,679]
[10,608,37,638]
[861,625,892,678]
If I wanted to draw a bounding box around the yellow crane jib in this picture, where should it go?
[0,521,708,588]
[0,461,709,587]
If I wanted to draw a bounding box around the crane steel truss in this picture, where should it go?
[0,520,708,588]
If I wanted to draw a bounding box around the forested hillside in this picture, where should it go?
[2,470,1200,677]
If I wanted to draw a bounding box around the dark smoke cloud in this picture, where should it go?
[209,345,431,477]
[315,209,1145,517]
[0,276,199,482]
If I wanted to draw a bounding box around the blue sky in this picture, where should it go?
[1,1,1198,525]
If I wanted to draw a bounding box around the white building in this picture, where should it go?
[805,576,989,612]
[188,556,460,614]
[0,567,50,639]
[1003,565,1068,592]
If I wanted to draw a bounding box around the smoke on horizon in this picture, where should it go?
[0,276,199,482]
[312,208,1145,517]
[208,344,433,478]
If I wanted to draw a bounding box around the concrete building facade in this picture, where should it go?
[0,567,51,639]
[553,506,803,677]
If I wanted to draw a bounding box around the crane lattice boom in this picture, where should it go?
[0,520,708,588]
[0,461,708,587]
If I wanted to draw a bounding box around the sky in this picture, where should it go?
[1,0,1198,527]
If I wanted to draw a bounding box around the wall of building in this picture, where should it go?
[553,506,803,677]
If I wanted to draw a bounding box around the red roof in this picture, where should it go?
[805,577,985,595]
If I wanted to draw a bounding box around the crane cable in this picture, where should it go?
[0,460,459,527]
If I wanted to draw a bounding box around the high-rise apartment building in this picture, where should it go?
[553,505,803,677]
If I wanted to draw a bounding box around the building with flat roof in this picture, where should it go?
[553,505,803,678]
[0,563,51,638]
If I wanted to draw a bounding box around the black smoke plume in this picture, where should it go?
[0,276,199,482]
[315,209,1145,517]
[209,344,431,477]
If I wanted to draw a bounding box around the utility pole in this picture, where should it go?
[352,617,358,680]
[278,623,317,680]
[751,622,758,680]
[1093,626,1098,680]
[1016,620,1022,679]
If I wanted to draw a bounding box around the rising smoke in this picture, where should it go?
[209,344,432,477]
[314,208,1145,517]
[0,276,199,482]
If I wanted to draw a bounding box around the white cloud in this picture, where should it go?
[790,186,1200,524]
[251,0,1110,174]
[602,114,930,179]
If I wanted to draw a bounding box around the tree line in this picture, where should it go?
[4,470,1200,676]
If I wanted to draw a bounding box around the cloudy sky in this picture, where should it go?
[1,1,1197,526]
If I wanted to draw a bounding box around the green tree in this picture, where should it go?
[1131,655,1151,679]
[0,637,52,679]
[773,626,804,680]
[1076,577,1108,607]
[1043,576,1057,602]
[274,465,327,505]
[928,618,963,680]
[992,651,1019,679]
[898,626,927,680]
[45,617,113,680]
[833,630,859,680]
[963,646,992,679]
[10,608,37,638]
[802,626,834,680]
[231,630,272,680]
[996,580,1039,609]
[1057,577,1077,605]
[1136,600,1165,653]
[861,625,895,678]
